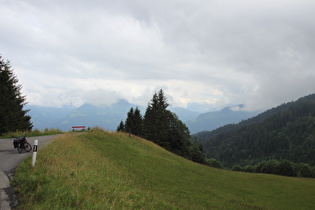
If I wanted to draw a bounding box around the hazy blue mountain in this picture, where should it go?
[186,105,259,134]
[58,99,143,131]
[169,107,201,122]
[26,105,75,130]
[27,100,253,134]
[57,100,201,131]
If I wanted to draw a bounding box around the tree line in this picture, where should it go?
[232,159,315,178]
[117,89,206,164]
[0,55,33,135]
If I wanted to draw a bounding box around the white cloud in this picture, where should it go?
[1,0,315,111]
[83,89,120,106]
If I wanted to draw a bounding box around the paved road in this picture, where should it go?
[0,135,59,210]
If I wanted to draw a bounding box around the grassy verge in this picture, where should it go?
[0,128,63,139]
[12,128,315,209]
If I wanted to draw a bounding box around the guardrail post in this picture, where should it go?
[32,140,38,167]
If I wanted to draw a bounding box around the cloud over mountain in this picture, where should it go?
[1,0,314,111]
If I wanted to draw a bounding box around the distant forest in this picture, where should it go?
[194,94,315,169]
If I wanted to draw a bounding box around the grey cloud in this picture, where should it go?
[1,0,314,111]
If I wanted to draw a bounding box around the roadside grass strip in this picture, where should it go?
[0,128,63,139]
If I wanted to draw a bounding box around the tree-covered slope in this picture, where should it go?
[193,93,315,168]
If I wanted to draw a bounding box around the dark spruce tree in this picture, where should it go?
[142,89,206,163]
[116,120,125,132]
[133,107,143,136]
[0,55,33,135]
[125,107,135,134]
[125,107,143,136]
[117,89,206,164]
[142,90,170,147]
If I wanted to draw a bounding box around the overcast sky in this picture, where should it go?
[1,0,314,112]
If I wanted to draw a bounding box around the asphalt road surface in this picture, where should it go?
[0,135,59,210]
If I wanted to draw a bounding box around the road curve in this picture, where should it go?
[0,135,60,210]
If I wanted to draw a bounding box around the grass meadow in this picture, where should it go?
[12,128,315,209]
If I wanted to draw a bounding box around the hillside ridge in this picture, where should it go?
[194,93,315,167]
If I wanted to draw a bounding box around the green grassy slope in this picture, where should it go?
[13,128,315,209]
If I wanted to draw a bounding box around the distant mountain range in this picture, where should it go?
[27,99,142,132]
[26,105,74,130]
[27,99,258,134]
[185,105,259,134]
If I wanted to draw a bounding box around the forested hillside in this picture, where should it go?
[193,94,315,168]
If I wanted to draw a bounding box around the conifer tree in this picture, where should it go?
[117,89,206,163]
[116,120,125,132]
[0,55,33,135]
[124,107,143,136]
[125,107,135,134]
[142,89,192,154]
[142,90,169,146]
[133,107,143,136]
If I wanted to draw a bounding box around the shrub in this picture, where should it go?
[206,158,223,169]
[243,165,255,173]
[276,160,297,177]
[232,165,242,171]
[254,161,266,173]
[297,163,313,178]
[259,160,279,174]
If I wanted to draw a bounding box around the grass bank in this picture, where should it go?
[13,128,315,209]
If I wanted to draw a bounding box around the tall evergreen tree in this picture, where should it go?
[133,107,143,136]
[125,107,143,136]
[0,55,33,135]
[142,89,194,156]
[142,90,169,146]
[125,107,135,133]
[117,89,206,163]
